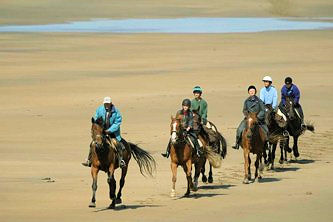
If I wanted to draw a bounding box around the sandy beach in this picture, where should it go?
[0,1,333,222]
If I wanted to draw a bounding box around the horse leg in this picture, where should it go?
[201,158,208,183]
[193,162,201,191]
[271,143,277,170]
[243,149,250,184]
[170,162,177,197]
[258,153,264,180]
[116,165,128,204]
[279,138,286,164]
[89,166,99,208]
[263,142,268,165]
[183,160,193,197]
[293,136,300,159]
[107,164,117,209]
[208,163,213,183]
[248,155,252,181]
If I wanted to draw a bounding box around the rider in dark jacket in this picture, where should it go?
[161,99,202,158]
[232,85,268,149]
[279,77,304,125]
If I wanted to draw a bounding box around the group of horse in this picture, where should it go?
[87,96,314,209]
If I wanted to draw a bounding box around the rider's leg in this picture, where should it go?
[82,145,92,167]
[161,140,171,158]
[232,120,246,149]
[188,132,202,156]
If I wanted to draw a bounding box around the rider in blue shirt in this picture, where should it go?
[260,76,278,109]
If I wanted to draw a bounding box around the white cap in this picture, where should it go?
[262,76,273,82]
[103,97,112,104]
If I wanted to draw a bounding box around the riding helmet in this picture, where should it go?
[193,86,203,94]
[247,85,257,92]
[182,99,191,107]
[262,76,273,82]
[285,77,293,84]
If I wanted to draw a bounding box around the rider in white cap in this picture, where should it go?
[260,76,278,110]
[82,96,126,168]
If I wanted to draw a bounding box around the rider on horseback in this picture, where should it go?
[191,86,208,125]
[279,77,305,126]
[260,76,278,109]
[82,96,126,168]
[232,85,269,149]
[161,99,202,158]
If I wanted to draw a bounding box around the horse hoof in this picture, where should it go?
[247,175,252,180]
[202,175,208,183]
[183,192,190,197]
[115,198,122,204]
[279,160,284,164]
[108,203,116,209]
[208,177,213,183]
[170,189,176,198]
[243,179,250,184]
[89,202,96,208]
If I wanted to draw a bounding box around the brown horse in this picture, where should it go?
[89,117,156,209]
[241,113,265,184]
[169,115,220,197]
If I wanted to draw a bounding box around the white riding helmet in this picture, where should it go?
[103,96,112,104]
[262,76,273,82]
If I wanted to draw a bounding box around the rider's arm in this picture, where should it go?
[257,100,266,121]
[94,106,102,120]
[293,85,300,104]
[242,100,248,116]
[201,101,208,123]
[281,86,286,105]
[272,87,278,109]
[108,109,122,133]
[259,88,265,103]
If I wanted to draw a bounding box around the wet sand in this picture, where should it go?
[1,29,333,221]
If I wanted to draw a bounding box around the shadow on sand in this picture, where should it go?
[178,193,225,200]
[94,204,162,212]
[289,159,315,164]
[198,184,235,190]
[273,167,300,172]
[257,177,281,183]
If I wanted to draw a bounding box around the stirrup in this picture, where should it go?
[81,159,91,167]
[161,152,169,158]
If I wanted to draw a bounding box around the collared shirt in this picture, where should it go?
[260,85,278,109]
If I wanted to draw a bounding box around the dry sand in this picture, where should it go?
[1,30,333,221]
[1,1,333,221]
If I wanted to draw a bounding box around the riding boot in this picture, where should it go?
[81,148,92,167]
[232,137,240,150]
[190,136,202,157]
[117,142,126,168]
[161,140,171,158]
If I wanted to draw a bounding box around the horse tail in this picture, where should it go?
[208,121,227,159]
[305,121,315,133]
[204,145,222,168]
[128,142,156,177]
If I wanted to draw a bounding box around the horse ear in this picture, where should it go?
[91,117,95,124]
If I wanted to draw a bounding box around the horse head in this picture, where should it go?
[285,97,296,120]
[170,115,184,144]
[264,104,273,126]
[91,117,106,150]
[245,112,259,139]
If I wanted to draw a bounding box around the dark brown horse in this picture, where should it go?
[200,121,227,183]
[280,97,315,161]
[89,117,156,209]
[169,115,220,197]
[241,113,265,184]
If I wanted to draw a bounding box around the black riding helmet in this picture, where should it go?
[247,85,257,92]
[182,99,191,107]
[285,77,292,84]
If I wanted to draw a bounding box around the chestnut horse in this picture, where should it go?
[241,113,265,184]
[89,117,156,209]
[169,115,221,197]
